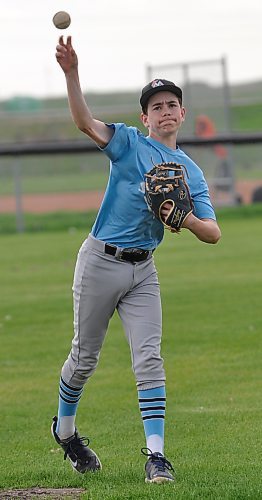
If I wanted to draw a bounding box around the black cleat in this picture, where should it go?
[51,416,102,474]
[142,448,175,483]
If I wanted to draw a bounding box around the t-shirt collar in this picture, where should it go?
[145,136,179,155]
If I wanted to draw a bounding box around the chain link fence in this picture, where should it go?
[0,60,262,232]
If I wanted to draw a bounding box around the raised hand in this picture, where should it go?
[55,36,78,74]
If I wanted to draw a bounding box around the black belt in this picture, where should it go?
[105,243,152,263]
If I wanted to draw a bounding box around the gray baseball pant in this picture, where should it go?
[61,234,166,391]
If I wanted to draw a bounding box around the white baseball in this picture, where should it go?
[53,11,71,30]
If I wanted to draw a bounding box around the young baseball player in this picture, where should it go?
[51,36,221,483]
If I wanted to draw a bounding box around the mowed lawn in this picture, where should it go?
[0,214,261,499]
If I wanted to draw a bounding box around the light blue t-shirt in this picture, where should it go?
[91,123,216,250]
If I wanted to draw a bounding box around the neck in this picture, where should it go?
[149,132,177,150]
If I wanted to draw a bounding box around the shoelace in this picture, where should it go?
[141,447,174,472]
[64,435,90,461]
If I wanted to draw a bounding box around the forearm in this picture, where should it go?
[65,69,93,132]
[65,70,111,146]
[183,213,221,244]
[56,36,113,146]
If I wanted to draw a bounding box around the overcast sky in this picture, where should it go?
[1,0,261,100]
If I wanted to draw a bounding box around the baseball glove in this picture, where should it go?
[144,162,193,232]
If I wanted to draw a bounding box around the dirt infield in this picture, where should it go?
[0,191,104,214]
[0,488,85,498]
[0,181,261,214]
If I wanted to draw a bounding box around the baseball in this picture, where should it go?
[52,11,71,30]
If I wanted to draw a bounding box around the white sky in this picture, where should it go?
[1,0,261,100]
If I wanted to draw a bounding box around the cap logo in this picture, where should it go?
[151,79,164,88]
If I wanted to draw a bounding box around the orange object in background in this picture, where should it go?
[195,115,228,160]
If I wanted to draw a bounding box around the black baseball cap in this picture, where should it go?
[140,79,183,111]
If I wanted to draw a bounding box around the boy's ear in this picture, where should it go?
[140,112,149,129]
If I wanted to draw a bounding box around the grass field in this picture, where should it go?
[0,212,261,499]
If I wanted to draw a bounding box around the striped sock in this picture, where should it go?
[56,377,83,440]
[138,386,166,455]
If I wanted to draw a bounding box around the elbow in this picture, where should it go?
[77,122,91,134]
[208,227,221,244]
[72,117,93,135]
[77,123,98,141]
[199,225,221,244]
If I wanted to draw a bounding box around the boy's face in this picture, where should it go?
[140,91,185,139]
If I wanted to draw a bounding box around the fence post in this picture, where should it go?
[13,160,25,233]
[221,56,236,205]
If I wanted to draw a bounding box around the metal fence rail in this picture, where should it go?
[1,133,262,157]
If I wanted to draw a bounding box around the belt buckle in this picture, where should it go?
[116,249,126,261]
[117,248,149,263]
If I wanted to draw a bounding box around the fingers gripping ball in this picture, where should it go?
[145,162,194,232]
[53,11,71,30]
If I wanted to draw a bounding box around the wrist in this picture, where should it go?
[64,66,78,78]
[182,212,196,229]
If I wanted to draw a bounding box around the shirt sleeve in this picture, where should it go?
[99,123,136,162]
[191,177,216,220]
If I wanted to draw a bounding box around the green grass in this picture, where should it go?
[0,153,109,196]
[0,211,98,235]
[231,103,262,131]
[1,203,262,235]
[0,212,261,498]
